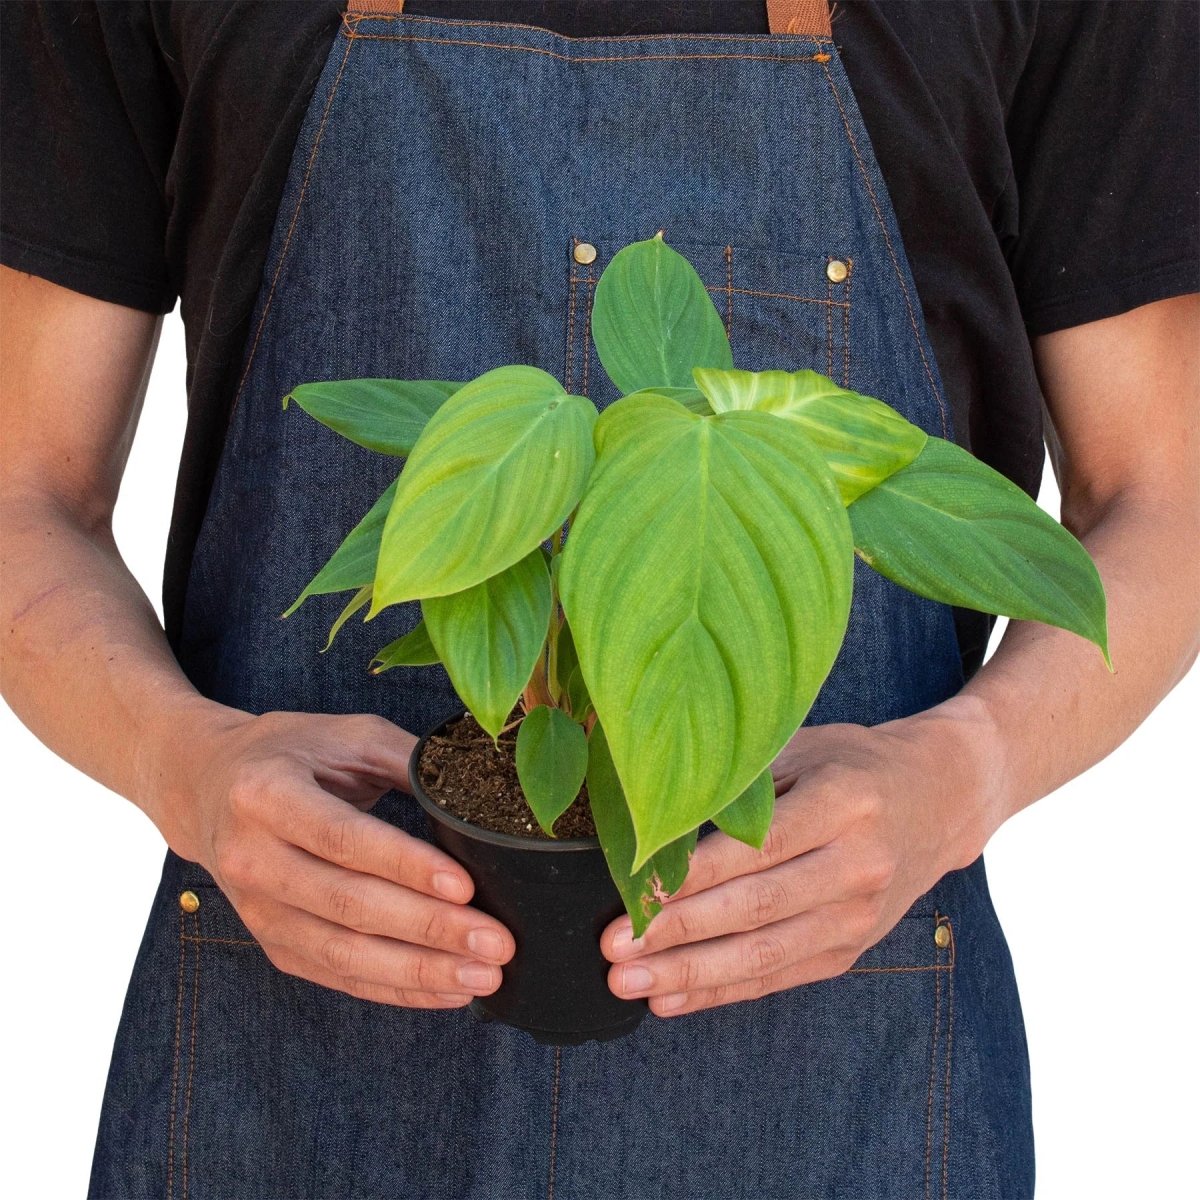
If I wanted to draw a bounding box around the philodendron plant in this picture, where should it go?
[283,234,1109,936]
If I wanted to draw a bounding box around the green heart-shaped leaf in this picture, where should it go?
[284,379,461,456]
[849,436,1110,662]
[372,366,596,610]
[515,705,589,836]
[559,393,853,869]
[422,548,553,739]
[587,722,698,938]
[693,367,927,504]
[282,477,398,617]
[591,234,733,394]
[712,769,775,850]
[370,621,440,673]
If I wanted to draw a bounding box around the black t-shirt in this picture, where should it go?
[2,1,1198,670]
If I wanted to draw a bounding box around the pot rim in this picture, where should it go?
[409,710,602,853]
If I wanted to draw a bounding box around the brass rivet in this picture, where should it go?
[573,242,598,265]
[179,890,201,914]
[934,923,951,949]
[826,259,849,284]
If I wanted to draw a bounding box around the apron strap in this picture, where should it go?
[346,0,833,39]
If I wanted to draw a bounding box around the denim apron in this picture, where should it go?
[90,2,1035,1196]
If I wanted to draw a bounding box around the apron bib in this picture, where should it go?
[91,3,1034,1196]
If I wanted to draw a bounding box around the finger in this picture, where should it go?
[266,945,473,1009]
[607,908,845,1001]
[269,845,515,964]
[325,713,420,795]
[602,846,842,960]
[669,784,846,901]
[275,783,478,903]
[265,904,504,997]
[647,947,855,1018]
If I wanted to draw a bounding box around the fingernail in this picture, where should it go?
[458,962,499,992]
[620,964,653,995]
[657,993,686,1014]
[433,871,468,901]
[436,993,471,1005]
[467,929,506,961]
[609,925,635,959]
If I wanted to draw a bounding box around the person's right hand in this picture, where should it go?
[155,706,515,1009]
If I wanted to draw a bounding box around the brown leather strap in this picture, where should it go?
[766,0,833,37]
[346,0,832,38]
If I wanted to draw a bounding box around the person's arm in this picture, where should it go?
[0,266,514,1006]
[600,293,1200,1015]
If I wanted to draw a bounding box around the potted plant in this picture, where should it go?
[282,234,1108,1045]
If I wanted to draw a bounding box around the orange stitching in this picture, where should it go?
[842,257,852,387]
[923,929,942,1200]
[229,31,355,423]
[565,246,581,393]
[724,245,734,343]
[345,11,833,46]
[819,60,948,436]
[581,276,596,398]
[845,963,952,975]
[181,931,200,1200]
[166,908,185,1200]
[344,30,832,65]
[941,920,955,1200]
[180,935,258,947]
[704,283,844,307]
[825,263,835,378]
[547,1046,563,1200]
[570,274,837,310]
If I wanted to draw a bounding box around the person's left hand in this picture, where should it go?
[600,706,1002,1017]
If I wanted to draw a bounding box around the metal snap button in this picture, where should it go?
[179,890,201,914]
[934,923,951,949]
[573,242,598,265]
[826,259,849,284]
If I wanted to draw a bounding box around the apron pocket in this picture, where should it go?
[563,232,854,408]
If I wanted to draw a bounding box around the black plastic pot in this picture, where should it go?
[410,713,647,1046]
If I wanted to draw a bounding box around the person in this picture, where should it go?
[1,1,1196,1197]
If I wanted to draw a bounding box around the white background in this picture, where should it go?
[1,310,1195,1197]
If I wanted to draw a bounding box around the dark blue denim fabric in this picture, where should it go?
[90,10,1034,1198]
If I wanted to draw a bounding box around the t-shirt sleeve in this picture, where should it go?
[1002,0,1199,336]
[0,1,178,314]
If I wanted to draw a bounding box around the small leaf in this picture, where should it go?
[591,234,733,395]
[692,367,926,504]
[515,706,589,836]
[564,665,593,724]
[372,366,596,610]
[712,769,775,849]
[553,618,580,703]
[370,621,440,672]
[422,548,553,739]
[849,437,1110,663]
[284,380,460,456]
[587,722,698,938]
[282,477,398,617]
[321,585,371,653]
